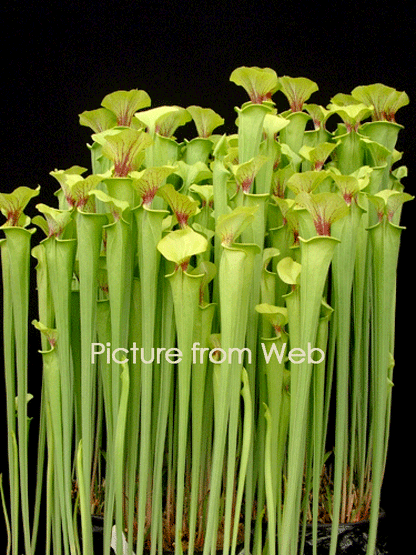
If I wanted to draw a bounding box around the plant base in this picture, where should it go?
[303,511,389,554]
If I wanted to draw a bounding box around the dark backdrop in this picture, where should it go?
[2,1,414,551]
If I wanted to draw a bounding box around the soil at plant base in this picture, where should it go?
[89,514,244,554]
[92,516,115,554]
[142,513,245,553]
[302,511,389,554]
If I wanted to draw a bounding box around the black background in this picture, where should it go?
[1,1,415,551]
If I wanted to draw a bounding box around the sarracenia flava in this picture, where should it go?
[1,67,412,555]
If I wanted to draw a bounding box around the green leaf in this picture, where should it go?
[278,143,303,168]
[211,133,231,161]
[229,66,279,103]
[330,93,362,106]
[101,89,151,126]
[79,107,118,133]
[49,169,103,210]
[186,105,225,137]
[263,113,290,136]
[276,256,302,286]
[351,83,409,122]
[299,141,339,170]
[0,185,40,227]
[273,196,295,221]
[286,170,332,195]
[304,104,334,129]
[384,90,410,120]
[35,204,73,237]
[262,247,280,269]
[72,175,104,211]
[278,76,319,112]
[50,165,87,181]
[14,393,34,414]
[223,146,240,168]
[295,191,349,235]
[192,222,214,241]
[329,169,370,204]
[215,205,258,245]
[88,189,130,220]
[50,166,88,201]
[135,105,192,137]
[255,303,288,334]
[131,165,177,206]
[157,226,208,268]
[190,259,217,303]
[97,255,109,294]
[392,165,408,182]
[359,137,392,167]
[174,160,212,190]
[367,189,413,221]
[32,319,57,348]
[156,183,200,227]
[31,215,49,237]
[94,128,153,177]
[229,154,268,193]
[391,152,404,170]
[191,259,216,282]
[270,166,295,199]
[326,101,373,130]
[273,198,300,241]
[189,184,214,206]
